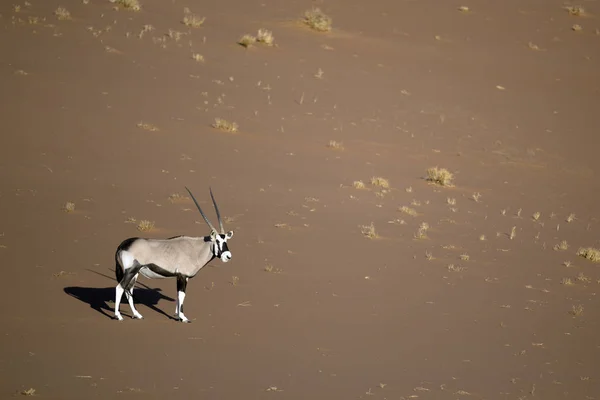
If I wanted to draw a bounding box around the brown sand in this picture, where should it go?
[1,0,600,398]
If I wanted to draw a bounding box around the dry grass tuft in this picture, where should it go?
[426,166,454,187]
[230,276,239,286]
[303,7,332,32]
[553,240,569,251]
[256,29,275,46]
[561,277,575,286]
[564,6,585,16]
[137,122,159,131]
[577,272,591,283]
[414,222,429,239]
[460,253,470,261]
[370,176,390,189]
[509,226,516,240]
[399,206,417,217]
[212,118,238,133]
[264,264,283,273]
[566,213,576,223]
[238,34,256,48]
[63,202,76,213]
[447,264,465,272]
[182,8,205,28]
[327,140,344,150]
[360,223,379,239]
[532,212,541,221]
[577,247,600,262]
[111,0,141,11]
[570,304,584,317]
[21,388,36,396]
[191,53,204,62]
[137,220,154,232]
[572,24,583,31]
[54,7,71,20]
[353,181,366,189]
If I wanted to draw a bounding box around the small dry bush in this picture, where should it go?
[553,240,569,251]
[63,202,75,212]
[182,9,205,28]
[565,6,585,16]
[192,53,204,62]
[327,140,343,150]
[414,222,429,239]
[360,223,378,239]
[238,34,256,48]
[111,0,141,11]
[212,118,238,133]
[303,7,332,32]
[137,220,154,232]
[256,29,275,46]
[353,181,366,189]
[570,304,584,317]
[399,206,417,217]
[561,277,575,286]
[370,176,390,189]
[54,7,71,20]
[137,122,159,131]
[577,247,600,262]
[426,166,454,187]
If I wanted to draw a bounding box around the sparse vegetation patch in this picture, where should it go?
[370,176,390,189]
[360,223,379,239]
[212,118,239,133]
[137,220,154,232]
[256,29,275,46]
[353,181,366,189]
[54,7,71,20]
[576,247,600,262]
[303,7,332,32]
[327,140,344,150]
[182,8,205,28]
[63,202,75,212]
[399,206,417,217]
[238,34,256,48]
[426,166,454,187]
[111,0,141,11]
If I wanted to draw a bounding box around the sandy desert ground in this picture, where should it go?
[1,0,600,398]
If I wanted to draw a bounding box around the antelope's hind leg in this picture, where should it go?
[114,253,142,321]
[125,273,143,319]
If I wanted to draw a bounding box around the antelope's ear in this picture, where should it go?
[210,230,217,240]
[226,230,234,239]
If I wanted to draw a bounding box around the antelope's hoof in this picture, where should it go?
[115,314,124,321]
[133,313,144,320]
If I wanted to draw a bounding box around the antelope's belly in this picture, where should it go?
[139,266,170,279]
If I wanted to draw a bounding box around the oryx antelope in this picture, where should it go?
[113,187,234,323]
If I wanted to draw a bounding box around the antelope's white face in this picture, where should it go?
[210,230,234,262]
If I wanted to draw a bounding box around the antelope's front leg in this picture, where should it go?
[176,275,190,323]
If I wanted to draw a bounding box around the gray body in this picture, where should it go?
[113,187,234,323]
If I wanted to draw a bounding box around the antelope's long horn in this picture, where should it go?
[209,187,225,234]
[185,186,217,233]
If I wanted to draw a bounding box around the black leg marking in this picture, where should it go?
[177,274,188,314]
[120,261,143,292]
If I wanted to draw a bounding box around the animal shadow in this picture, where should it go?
[64,286,176,320]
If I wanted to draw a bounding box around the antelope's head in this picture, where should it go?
[185,186,234,263]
